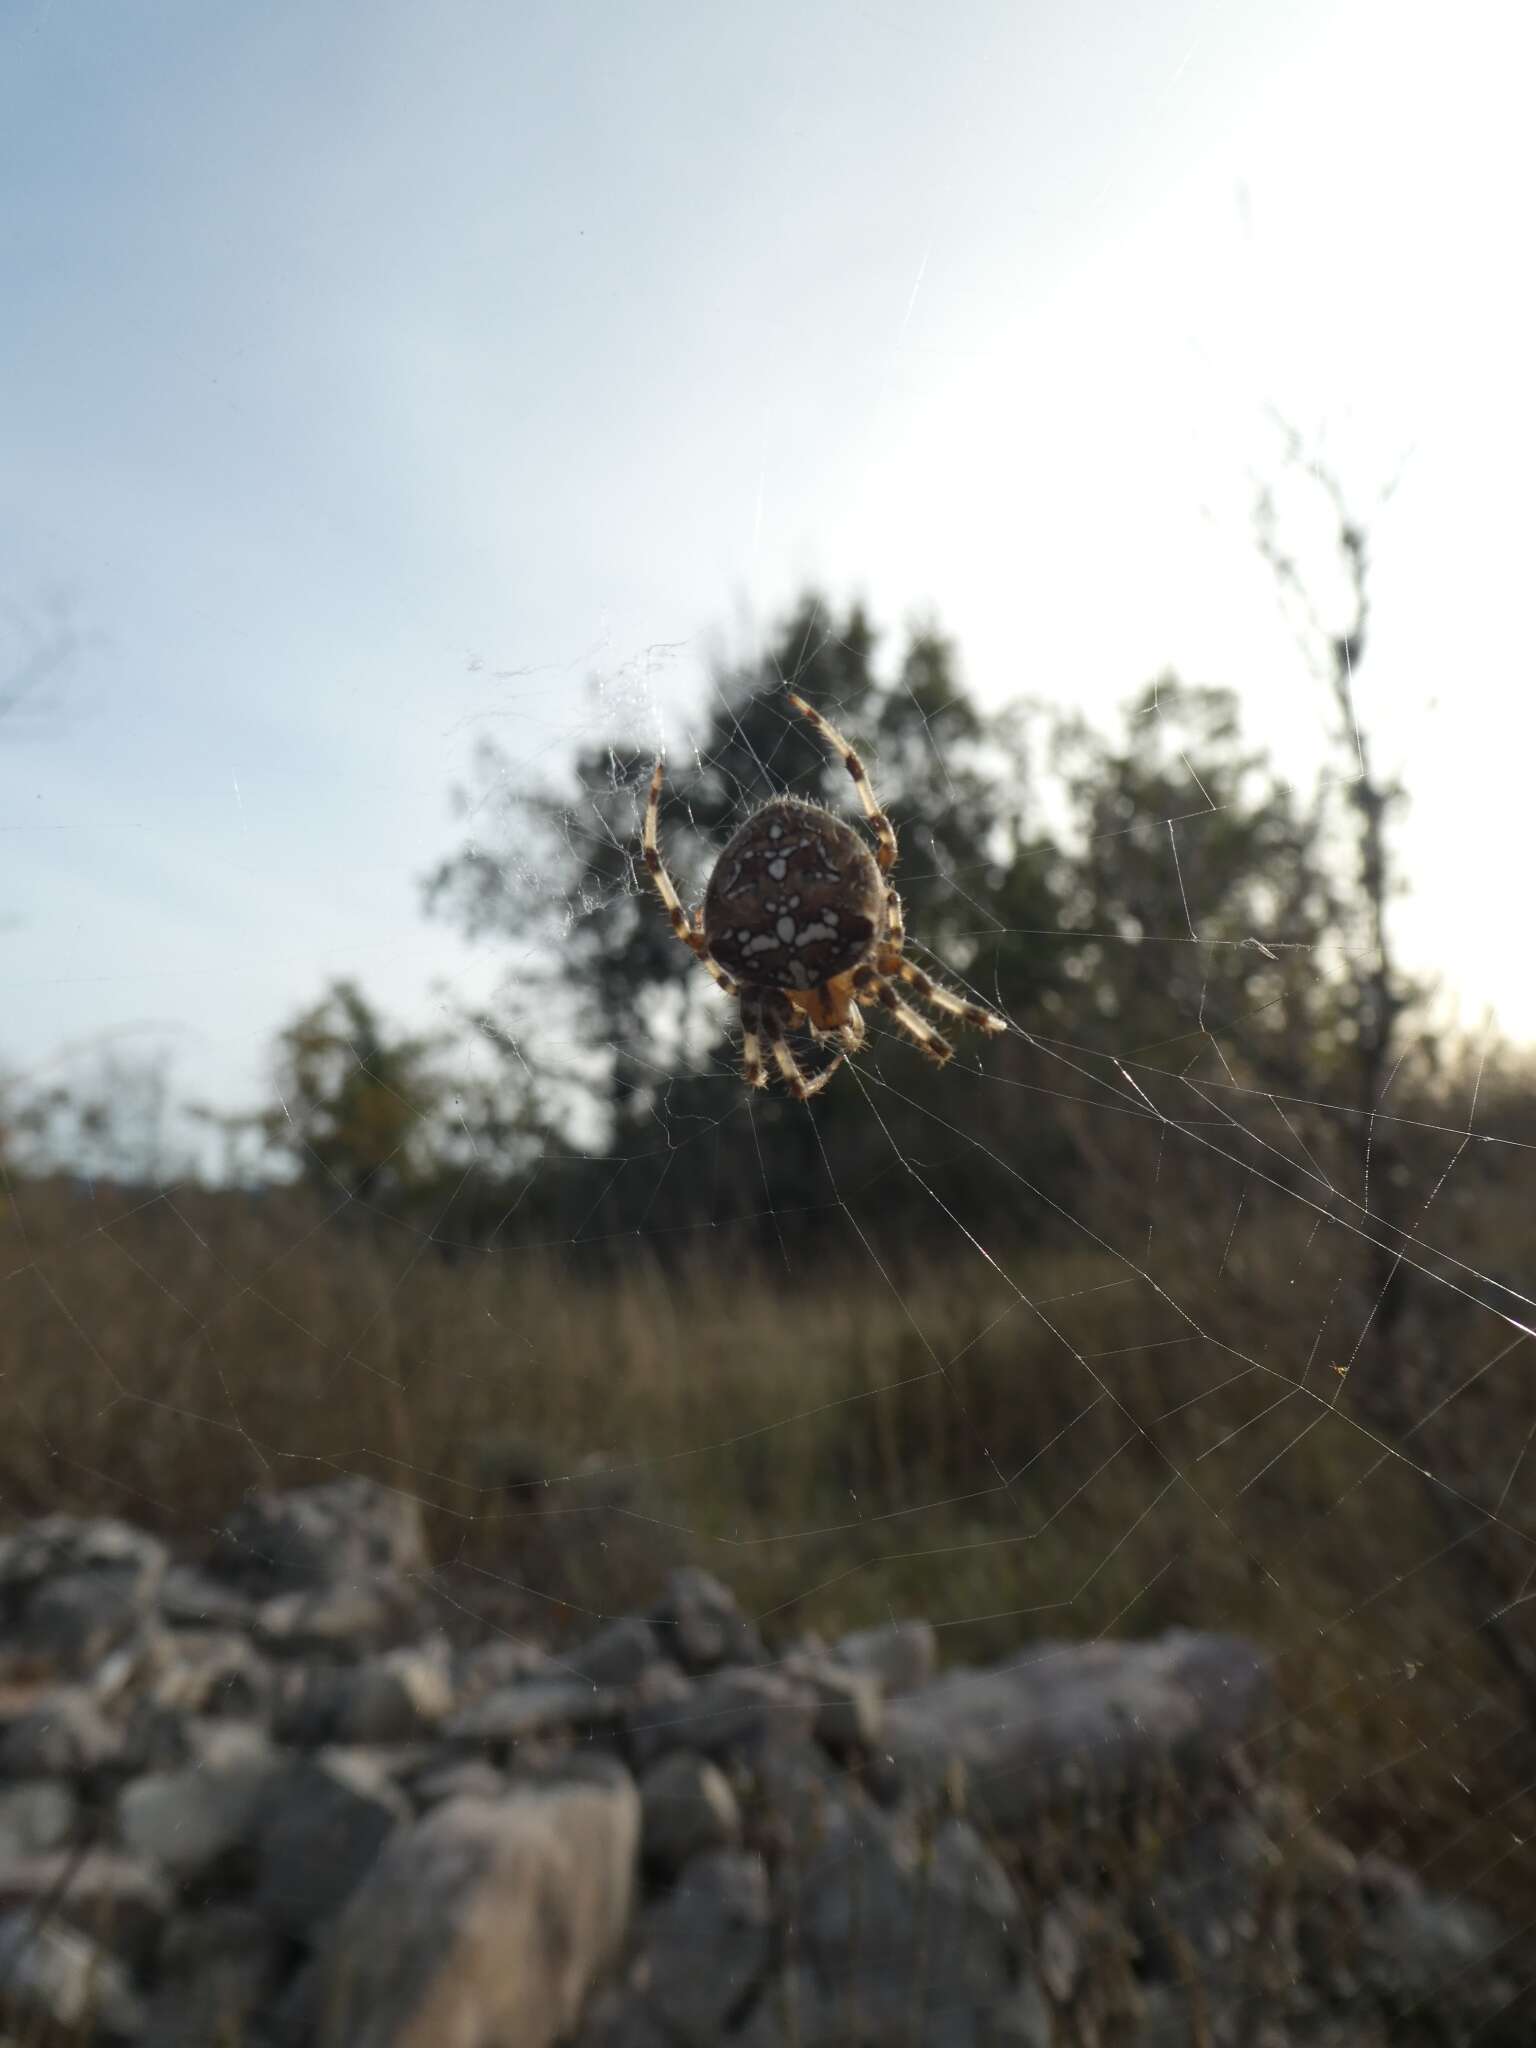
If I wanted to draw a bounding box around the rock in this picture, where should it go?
[0,1780,75,1857]
[118,1724,282,1883]
[149,1629,270,1719]
[454,1638,559,1700]
[253,1751,411,1940]
[631,1849,771,2047]
[807,1660,884,1754]
[652,1567,764,1674]
[567,1617,663,1688]
[883,1630,1268,1831]
[0,1517,167,1681]
[254,1577,421,1659]
[0,1685,121,1776]
[445,1676,618,1747]
[630,1666,811,1766]
[787,1797,1023,2047]
[638,1751,741,1872]
[1355,1853,1514,2027]
[139,1904,283,2048]
[833,1617,938,1696]
[691,1666,815,1759]
[622,1664,695,1765]
[334,1647,455,1744]
[157,1564,256,1631]
[313,1767,640,2047]
[0,1907,143,2039]
[0,1849,170,1964]
[407,1757,506,1809]
[211,1475,428,1596]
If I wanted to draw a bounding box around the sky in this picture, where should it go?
[2,0,1534,1143]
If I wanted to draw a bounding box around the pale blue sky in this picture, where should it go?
[3,0,1533,1129]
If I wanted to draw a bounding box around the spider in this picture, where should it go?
[642,692,1007,1100]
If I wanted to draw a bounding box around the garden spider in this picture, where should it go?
[642,693,1007,1100]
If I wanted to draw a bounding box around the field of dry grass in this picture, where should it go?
[4,1157,1535,1942]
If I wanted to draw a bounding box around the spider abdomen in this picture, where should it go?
[702,798,885,991]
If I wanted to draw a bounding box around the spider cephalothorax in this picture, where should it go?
[643,692,1006,1099]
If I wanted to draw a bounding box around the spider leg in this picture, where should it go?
[643,761,711,959]
[738,988,771,1089]
[787,692,899,875]
[768,1030,844,1100]
[897,958,1008,1037]
[644,767,741,997]
[747,988,843,1100]
[854,970,956,1066]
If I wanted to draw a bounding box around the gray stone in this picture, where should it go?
[446,1677,616,1745]
[567,1617,662,1688]
[139,1904,283,2048]
[0,1848,170,1964]
[254,1750,410,1940]
[788,1801,1021,2044]
[149,1628,270,1719]
[211,1475,428,1596]
[313,1768,640,2047]
[639,1750,740,1871]
[454,1637,558,1700]
[157,1564,256,1630]
[0,1779,75,1857]
[630,1665,812,1766]
[118,1724,282,1883]
[0,1907,143,2039]
[652,1567,764,1673]
[0,1686,121,1776]
[833,1617,938,1696]
[808,1661,884,1754]
[1355,1853,1514,2026]
[636,1849,770,2047]
[883,1630,1268,1832]
[254,1576,421,1659]
[691,1666,815,1759]
[335,1647,455,1744]
[408,1757,506,1808]
[0,1517,167,1681]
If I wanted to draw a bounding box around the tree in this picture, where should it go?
[251,981,448,1203]
[1050,676,1347,1097]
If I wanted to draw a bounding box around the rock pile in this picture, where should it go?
[0,1478,1520,2045]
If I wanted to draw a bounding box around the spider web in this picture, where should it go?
[4,6,1536,2035]
[6,605,1536,2033]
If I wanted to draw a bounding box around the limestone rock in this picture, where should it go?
[211,1475,428,1596]
[638,1750,741,1872]
[884,1629,1268,1830]
[833,1617,938,1696]
[631,1848,770,2046]
[118,1723,281,1883]
[0,1907,143,2039]
[652,1567,764,1674]
[0,1517,166,1681]
[254,1750,410,1939]
[314,1768,640,2047]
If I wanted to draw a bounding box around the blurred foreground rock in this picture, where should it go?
[0,1478,1519,2046]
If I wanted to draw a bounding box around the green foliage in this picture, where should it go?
[252,979,449,1202]
[1051,676,1349,1094]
